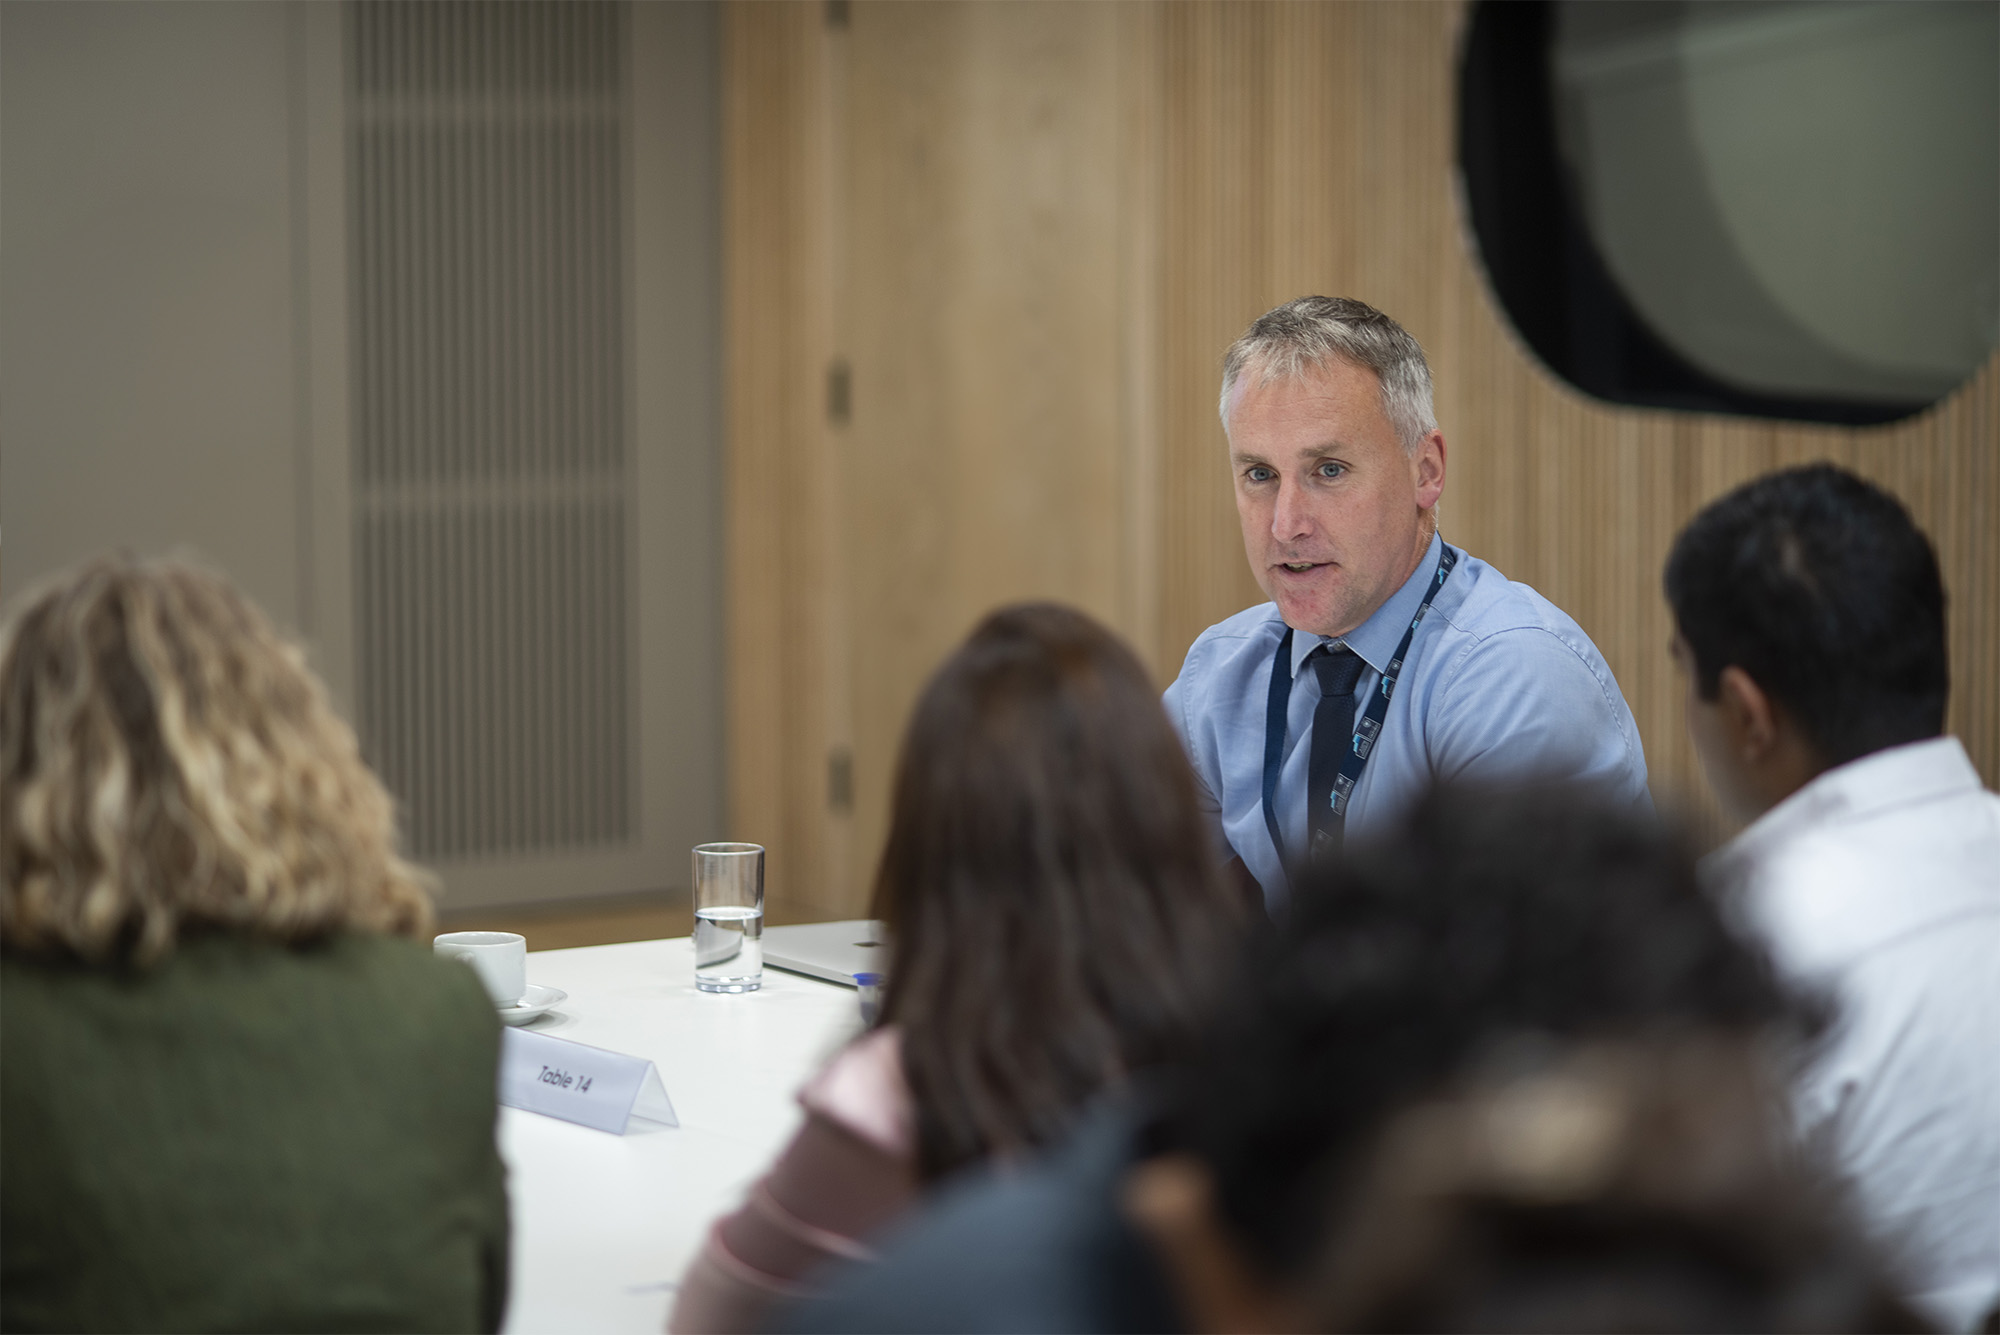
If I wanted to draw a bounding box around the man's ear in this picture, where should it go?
[1715,665,1780,760]
[1414,430,1446,511]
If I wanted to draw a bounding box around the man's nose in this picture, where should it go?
[1271,478,1313,543]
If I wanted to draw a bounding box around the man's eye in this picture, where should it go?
[1317,462,1345,479]
[1246,467,1276,483]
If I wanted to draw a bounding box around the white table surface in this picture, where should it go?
[499,938,861,1335]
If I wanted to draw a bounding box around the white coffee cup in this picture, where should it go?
[435,931,527,1007]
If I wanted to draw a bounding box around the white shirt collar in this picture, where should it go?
[1712,736,1981,877]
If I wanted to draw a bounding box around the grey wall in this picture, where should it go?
[1,0,724,909]
[2,1,305,624]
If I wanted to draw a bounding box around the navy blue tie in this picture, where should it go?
[1308,645,1367,859]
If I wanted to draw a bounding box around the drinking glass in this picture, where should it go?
[692,842,764,992]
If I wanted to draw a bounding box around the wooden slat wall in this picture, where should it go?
[727,0,1998,918]
[841,1,1137,921]
[723,3,846,915]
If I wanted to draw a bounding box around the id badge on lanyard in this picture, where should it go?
[1260,544,1458,870]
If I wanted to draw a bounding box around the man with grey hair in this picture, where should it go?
[1165,296,1649,909]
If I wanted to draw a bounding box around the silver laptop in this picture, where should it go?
[761,919,887,988]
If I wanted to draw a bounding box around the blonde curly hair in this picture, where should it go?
[1,557,434,965]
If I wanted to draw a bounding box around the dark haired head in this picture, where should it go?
[872,603,1243,1181]
[1663,464,1947,767]
[1169,783,1802,1285]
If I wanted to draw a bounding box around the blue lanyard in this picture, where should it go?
[1261,544,1458,867]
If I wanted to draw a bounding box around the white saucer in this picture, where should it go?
[498,983,567,1026]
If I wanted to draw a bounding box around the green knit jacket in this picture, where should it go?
[2,933,509,1333]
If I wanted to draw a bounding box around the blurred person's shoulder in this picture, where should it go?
[800,1024,913,1159]
[778,1101,1180,1335]
[210,929,498,1023]
[307,930,499,1022]
[302,933,505,1080]
[2,931,497,1056]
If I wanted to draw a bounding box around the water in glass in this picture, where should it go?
[694,904,763,992]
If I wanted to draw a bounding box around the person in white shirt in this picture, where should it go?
[1665,462,2000,1332]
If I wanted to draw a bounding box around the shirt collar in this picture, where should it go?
[1288,531,1446,677]
[1709,735,1982,876]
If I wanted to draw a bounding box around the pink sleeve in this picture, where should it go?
[667,1029,917,1334]
[794,1027,913,1158]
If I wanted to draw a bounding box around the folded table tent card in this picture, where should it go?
[499,1028,678,1135]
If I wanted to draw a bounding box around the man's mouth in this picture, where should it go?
[1280,561,1326,573]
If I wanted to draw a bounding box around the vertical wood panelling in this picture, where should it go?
[727,1,2000,917]
[839,1,961,920]
[1115,3,1166,664]
[723,2,844,916]
[842,1,1132,908]
[730,1,1147,916]
[1156,1,1269,673]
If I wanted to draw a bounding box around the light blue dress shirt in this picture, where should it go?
[1165,532,1650,909]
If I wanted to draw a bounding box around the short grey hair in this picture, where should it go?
[1218,296,1438,451]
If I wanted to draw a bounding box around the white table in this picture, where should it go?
[499,938,861,1334]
